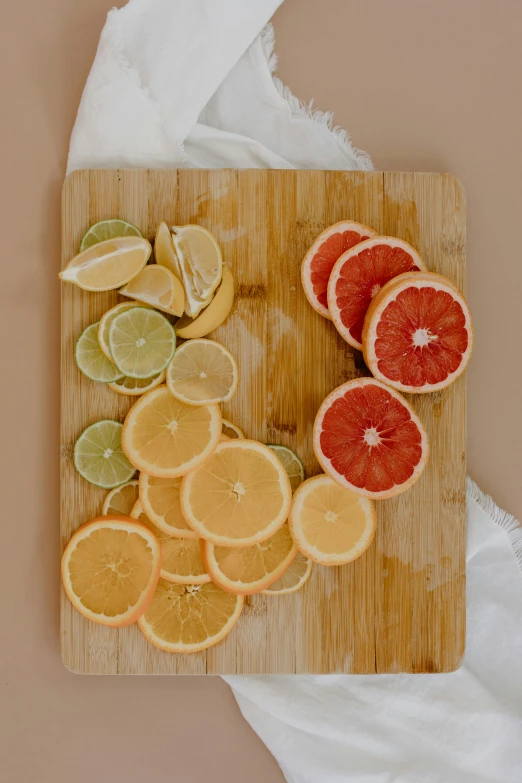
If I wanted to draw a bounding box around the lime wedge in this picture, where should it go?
[108,307,176,379]
[74,420,136,488]
[80,219,143,252]
[266,445,305,493]
[75,322,123,382]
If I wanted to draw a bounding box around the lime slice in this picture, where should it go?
[107,369,166,396]
[74,420,136,488]
[79,219,143,252]
[266,445,305,493]
[108,307,176,379]
[75,322,123,382]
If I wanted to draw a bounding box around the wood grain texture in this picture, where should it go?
[61,169,466,674]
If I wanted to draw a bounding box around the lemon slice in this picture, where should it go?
[59,236,151,291]
[166,338,238,406]
[108,307,176,379]
[119,264,185,317]
[74,420,136,488]
[61,515,161,627]
[267,445,305,493]
[98,302,149,361]
[79,219,143,252]
[122,385,222,478]
[154,222,182,279]
[172,225,222,317]
[75,322,123,382]
[102,480,140,516]
[222,419,245,439]
[107,370,166,396]
[138,579,243,653]
[139,473,197,538]
[262,552,312,595]
[175,266,234,339]
[131,500,210,585]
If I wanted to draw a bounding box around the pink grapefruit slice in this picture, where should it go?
[362,271,473,393]
[327,237,427,350]
[301,221,377,319]
[313,378,429,499]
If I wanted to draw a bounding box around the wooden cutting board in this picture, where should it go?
[61,169,466,674]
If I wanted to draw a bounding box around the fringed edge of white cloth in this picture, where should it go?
[467,477,522,575]
[260,23,374,171]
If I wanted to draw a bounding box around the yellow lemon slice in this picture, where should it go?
[59,236,151,291]
[172,224,222,317]
[262,552,312,595]
[102,479,140,516]
[107,369,166,396]
[154,222,182,279]
[119,264,185,317]
[166,338,238,406]
[222,419,245,439]
[175,266,234,339]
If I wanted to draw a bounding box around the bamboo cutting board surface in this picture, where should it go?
[61,169,466,674]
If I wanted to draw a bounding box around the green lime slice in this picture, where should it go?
[266,445,305,493]
[79,219,143,252]
[74,420,136,488]
[108,307,176,379]
[75,322,124,382]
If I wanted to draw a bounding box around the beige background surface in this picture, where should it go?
[1,1,520,781]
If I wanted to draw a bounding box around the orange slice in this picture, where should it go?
[138,579,243,653]
[166,338,238,406]
[262,552,313,595]
[201,523,297,595]
[180,439,292,547]
[119,264,185,317]
[289,474,376,565]
[59,236,151,291]
[139,473,197,538]
[222,419,245,439]
[61,515,161,627]
[122,385,221,478]
[102,480,140,516]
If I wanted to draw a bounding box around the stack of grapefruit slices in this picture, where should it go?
[302,221,473,499]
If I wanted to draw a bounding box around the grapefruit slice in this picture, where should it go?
[363,272,473,393]
[327,236,427,349]
[301,221,377,318]
[313,378,429,499]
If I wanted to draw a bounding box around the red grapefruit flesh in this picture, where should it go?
[301,221,377,319]
[313,378,429,499]
[362,272,473,393]
[327,237,427,350]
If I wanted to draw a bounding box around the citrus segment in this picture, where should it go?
[301,221,377,318]
[154,221,182,279]
[122,385,222,478]
[139,472,197,538]
[262,552,312,595]
[108,307,176,379]
[166,338,238,405]
[222,420,245,439]
[362,272,473,393]
[267,445,305,493]
[119,264,185,317]
[172,224,222,317]
[79,219,143,252]
[75,322,123,382]
[180,440,292,547]
[201,524,297,595]
[102,480,140,516]
[175,266,235,338]
[59,236,151,291]
[107,369,166,396]
[61,515,161,627]
[138,578,243,653]
[313,378,429,499]
[327,236,427,349]
[74,420,136,488]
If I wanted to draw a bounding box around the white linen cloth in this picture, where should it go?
[67,2,522,781]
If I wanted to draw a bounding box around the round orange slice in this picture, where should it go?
[201,524,297,595]
[289,474,376,566]
[139,473,197,538]
[221,419,245,439]
[122,385,222,478]
[138,579,243,653]
[61,515,161,627]
[262,552,313,595]
[102,480,140,516]
[180,439,292,547]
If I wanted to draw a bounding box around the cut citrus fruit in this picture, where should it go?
[59,236,151,291]
[61,515,161,627]
[262,552,312,595]
[313,378,429,499]
[98,301,149,361]
[102,479,140,516]
[166,338,238,406]
[172,224,222,317]
[154,221,182,279]
[75,321,123,382]
[108,307,176,379]
[79,219,143,252]
[175,266,235,338]
[222,419,245,439]
[107,369,166,396]
[327,236,427,350]
[74,420,136,488]
[139,472,197,538]
[289,474,376,565]
[138,578,243,653]
[201,523,297,595]
[122,385,221,478]
[267,445,305,493]
[363,271,473,393]
[301,221,377,319]
[119,264,185,317]
[131,500,210,585]
[180,439,292,547]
